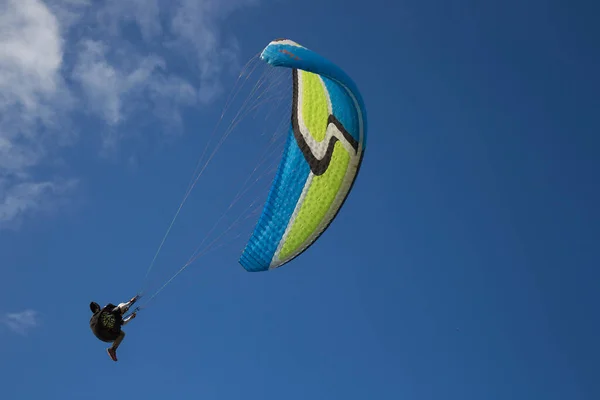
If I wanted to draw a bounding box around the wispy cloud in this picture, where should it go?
[2,310,39,335]
[0,0,259,228]
[0,178,78,229]
[71,39,197,142]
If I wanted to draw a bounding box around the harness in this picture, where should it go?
[100,312,118,330]
[90,308,122,342]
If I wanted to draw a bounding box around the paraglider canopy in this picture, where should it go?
[239,39,367,272]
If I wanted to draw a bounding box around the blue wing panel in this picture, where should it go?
[239,126,310,271]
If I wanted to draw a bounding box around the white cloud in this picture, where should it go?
[72,40,123,126]
[0,0,260,228]
[72,39,196,135]
[0,178,77,229]
[2,310,39,335]
[95,0,163,41]
[168,0,257,103]
[0,0,63,110]
[70,0,255,129]
[0,0,75,228]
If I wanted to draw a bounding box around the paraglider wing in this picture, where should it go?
[239,39,367,272]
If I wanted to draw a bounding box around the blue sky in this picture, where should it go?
[1,0,598,399]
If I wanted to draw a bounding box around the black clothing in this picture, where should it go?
[89,303,123,342]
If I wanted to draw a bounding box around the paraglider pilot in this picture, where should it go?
[89,295,139,361]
